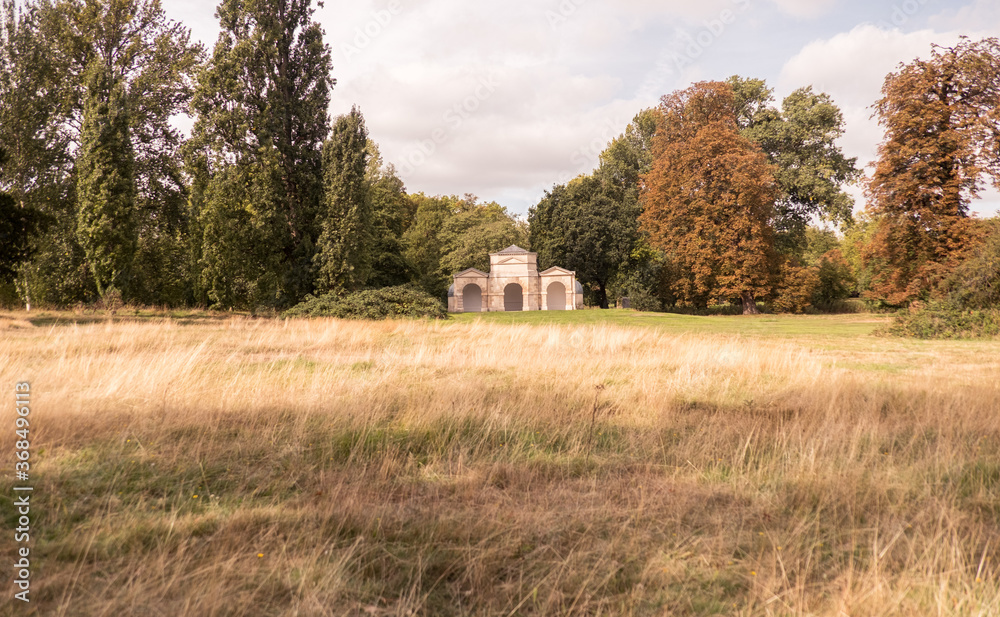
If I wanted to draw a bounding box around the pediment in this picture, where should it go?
[454,268,489,278]
[540,266,575,276]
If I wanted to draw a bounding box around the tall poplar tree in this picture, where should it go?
[2,0,201,306]
[864,37,1000,304]
[75,60,137,299]
[189,0,333,308]
[315,107,372,294]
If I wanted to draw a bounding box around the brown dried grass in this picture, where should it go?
[1,314,998,616]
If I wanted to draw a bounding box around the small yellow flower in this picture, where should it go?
[777,546,782,551]
[192,495,198,499]
[750,571,757,576]
[257,553,264,558]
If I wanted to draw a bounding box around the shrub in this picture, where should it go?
[943,221,1000,309]
[622,285,662,312]
[877,301,1000,339]
[812,249,855,308]
[284,285,447,320]
[771,263,820,313]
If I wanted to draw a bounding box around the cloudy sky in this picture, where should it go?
[162,0,1000,219]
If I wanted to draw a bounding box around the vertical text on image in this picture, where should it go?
[13,381,33,603]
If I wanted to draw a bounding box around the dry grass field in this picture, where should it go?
[1,310,999,616]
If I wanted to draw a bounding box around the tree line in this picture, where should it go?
[1,0,997,314]
[0,0,526,311]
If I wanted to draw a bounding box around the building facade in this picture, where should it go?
[447,245,584,312]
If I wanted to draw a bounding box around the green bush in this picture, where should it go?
[284,285,447,320]
[877,301,1000,339]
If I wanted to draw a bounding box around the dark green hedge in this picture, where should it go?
[877,302,1000,339]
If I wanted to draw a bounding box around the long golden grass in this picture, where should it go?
[1,313,998,616]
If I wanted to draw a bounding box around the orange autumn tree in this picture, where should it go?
[640,81,778,315]
[864,37,1000,305]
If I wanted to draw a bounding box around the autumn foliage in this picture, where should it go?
[640,81,778,314]
[864,37,1000,305]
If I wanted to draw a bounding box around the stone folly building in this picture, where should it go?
[447,245,584,312]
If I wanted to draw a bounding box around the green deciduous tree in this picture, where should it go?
[189,0,332,307]
[596,108,658,204]
[530,175,638,309]
[863,37,1000,305]
[727,76,859,255]
[528,110,655,310]
[596,109,673,309]
[801,227,854,308]
[438,199,527,276]
[402,193,452,296]
[0,143,40,280]
[75,60,136,299]
[316,107,372,294]
[403,194,525,298]
[366,146,414,288]
[197,157,284,310]
[1,0,83,306]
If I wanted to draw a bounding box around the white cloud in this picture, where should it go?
[927,0,1000,32]
[778,23,999,217]
[159,0,999,217]
[767,0,837,19]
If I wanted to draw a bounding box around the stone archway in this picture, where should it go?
[463,283,482,312]
[546,281,566,311]
[504,283,523,311]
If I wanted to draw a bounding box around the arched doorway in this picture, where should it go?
[503,283,523,311]
[546,281,566,311]
[462,284,482,312]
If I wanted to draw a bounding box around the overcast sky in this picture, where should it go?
[162,0,1000,219]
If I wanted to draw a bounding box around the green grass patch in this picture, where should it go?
[450,308,885,339]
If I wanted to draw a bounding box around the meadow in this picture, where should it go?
[1,309,998,616]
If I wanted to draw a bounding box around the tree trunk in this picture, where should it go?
[741,291,760,315]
